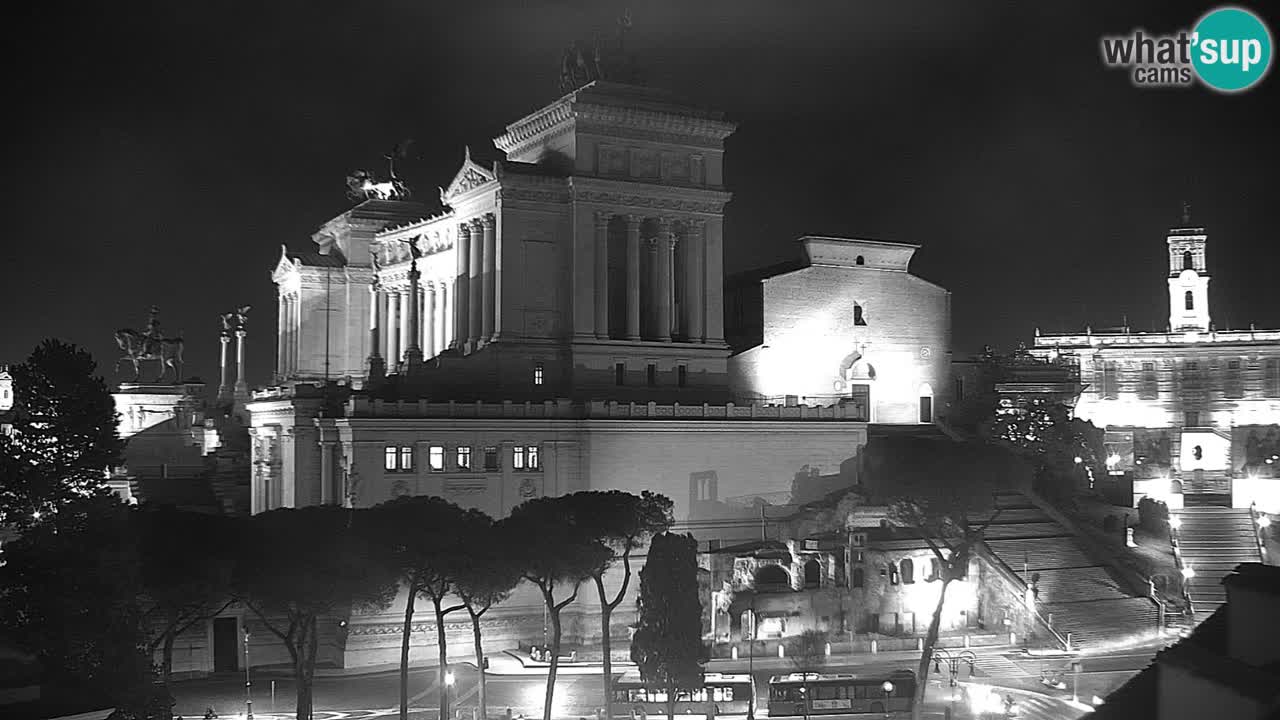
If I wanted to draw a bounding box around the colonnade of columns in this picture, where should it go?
[277,291,302,376]
[369,278,456,368]
[594,212,714,343]
[456,214,498,351]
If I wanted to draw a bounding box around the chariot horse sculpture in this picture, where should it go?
[115,306,185,382]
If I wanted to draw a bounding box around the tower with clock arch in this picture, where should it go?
[1166,215,1210,332]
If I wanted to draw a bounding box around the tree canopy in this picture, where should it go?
[631,532,705,720]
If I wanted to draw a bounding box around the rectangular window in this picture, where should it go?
[513,445,525,470]
[1265,359,1280,398]
[1102,361,1118,399]
[615,362,625,386]
[456,446,472,470]
[513,445,538,470]
[678,364,688,388]
[918,396,933,423]
[386,445,414,472]
[533,363,544,386]
[526,444,540,470]
[953,377,965,402]
[428,445,445,472]
[1225,359,1244,398]
[647,363,657,387]
[384,446,397,471]
[398,446,414,472]
[1139,362,1158,400]
[483,446,499,471]
[1185,411,1200,428]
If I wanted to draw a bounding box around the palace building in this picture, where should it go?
[1031,214,1280,510]
[230,80,956,671]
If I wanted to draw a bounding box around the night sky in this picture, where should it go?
[6,0,1278,391]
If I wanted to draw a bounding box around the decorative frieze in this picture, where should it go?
[573,189,728,215]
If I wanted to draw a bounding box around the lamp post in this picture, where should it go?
[243,627,253,720]
[445,669,456,720]
[746,595,756,720]
[880,681,893,719]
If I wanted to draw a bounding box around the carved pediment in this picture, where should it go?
[442,147,496,203]
[271,245,299,283]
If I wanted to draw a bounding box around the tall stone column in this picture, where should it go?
[367,284,385,381]
[685,219,706,342]
[399,288,413,364]
[594,211,610,339]
[424,283,436,358]
[625,214,642,341]
[705,216,726,344]
[234,329,248,398]
[454,224,470,350]
[656,218,675,342]
[481,214,496,341]
[387,290,401,367]
[405,261,423,367]
[286,295,296,375]
[468,218,484,347]
[439,283,450,352]
[219,334,232,401]
[319,439,335,505]
[276,296,286,380]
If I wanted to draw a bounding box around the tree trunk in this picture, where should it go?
[434,597,451,720]
[470,609,488,720]
[543,599,563,720]
[161,632,175,695]
[401,585,417,720]
[596,575,615,720]
[913,578,952,720]
[665,680,676,720]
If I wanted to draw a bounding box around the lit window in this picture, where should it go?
[456,446,472,470]
[428,445,445,472]
[384,446,397,471]
[398,446,414,472]
[386,445,414,472]
[483,446,499,471]
[533,363,544,386]
[514,445,540,471]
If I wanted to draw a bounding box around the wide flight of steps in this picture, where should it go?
[1174,506,1262,624]
[979,493,1160,649]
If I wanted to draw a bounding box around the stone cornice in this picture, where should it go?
[573,103,736,144]
[493,101,576,154]
[569,177,732,216]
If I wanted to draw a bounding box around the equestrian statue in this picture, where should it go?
[115,306,185,383]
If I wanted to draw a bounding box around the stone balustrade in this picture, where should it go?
[1035,328,1280,348]
[339,397,870,421]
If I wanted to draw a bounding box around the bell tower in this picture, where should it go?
[1167,203,1210,332]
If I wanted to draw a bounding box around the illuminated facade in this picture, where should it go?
[1032,218,1280,509]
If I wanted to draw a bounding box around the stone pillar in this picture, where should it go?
[705,216,726,344]
[625,215,642,341]
[276,296,286,379]
[468,218,484,347]
[286,295,296,375]
[387,290,401,367]
[320,439,335,505]
[234,329,248,397]
[380,289,393,361]
[405,261,422,367]
[481,214,496,341]
[594,211,610,339]
[367,285,385,381]
[454,224,470,350]
[685,219,706,342]
[218,334,232,400]
[438,283,449,352]
[399,288,413,363]
[424,283,437,358]
[656,218,675,342]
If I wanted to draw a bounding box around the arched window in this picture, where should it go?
[754,564,789,587]
[803,559,821,588]
[900,558,915,584]
[928,558,941,581]
[854,304,867,326]
[1185,291,1194,311]
[855,255,865,266]
[852,567,865,589]
[1183,251,1193,270]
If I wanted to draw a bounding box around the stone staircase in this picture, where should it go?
[1180,469,1232,505]
[977,493,1160,650]
[1173,506,1262,624]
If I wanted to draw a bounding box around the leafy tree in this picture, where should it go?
[0,340,123,529]
[0,494,171,717]
[136,507,237,692]
[370,496,484,720]
[564,490,674,720]
[631,532,705,720]
[503,496,610,720]
[786,629,828,720]
[235,506,398,720]
[455,514,523,720]
[860,435,1031,720]
[987,400,1104,502]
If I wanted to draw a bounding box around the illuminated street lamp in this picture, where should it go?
[880,680,894,718]
[1169,516,1183,531]
[445,669,456,719]
[1258,515,1272,529]
[1181,565,1196,580]
[244,628,253,720]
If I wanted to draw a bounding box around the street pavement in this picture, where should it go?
[172,642,1163,720]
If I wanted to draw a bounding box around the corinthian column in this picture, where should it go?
[454,224,471,350]
[398,287,413,363]
[424,282,437,358]
[481,214,496,341]
[685,219,706,342]
[218,333,232,401]
[405,260,422,366]
[234,329,248,397]
[387,290,401,366]
[276,296,286,380]
[656,218,675,342]
[625,215,642,341]
[367,284,385,381]
[594,211,610,339]
[469,218,484,347]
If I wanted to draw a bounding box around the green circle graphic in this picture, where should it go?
[1192,7,1273,92]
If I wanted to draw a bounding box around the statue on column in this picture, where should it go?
[234,305,252,330]
[115,306,185,383]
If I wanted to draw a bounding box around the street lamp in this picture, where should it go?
[746,596,756,720]
[1181,565,1196,580]
[445,669,456,720]
[880,681,894,718]
[1169,516,1183,531]
[243,628,253,720]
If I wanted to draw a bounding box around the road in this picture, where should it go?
[172,643,1162,720]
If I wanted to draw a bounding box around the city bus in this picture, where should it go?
[613,671,755,718]
[767,671,917,717]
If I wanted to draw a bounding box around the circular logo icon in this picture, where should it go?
[1192,7,1273,92]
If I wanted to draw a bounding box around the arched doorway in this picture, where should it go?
[803,559,821,588]
[754,564,790,587]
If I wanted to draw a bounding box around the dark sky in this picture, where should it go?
[6,0,1278,391]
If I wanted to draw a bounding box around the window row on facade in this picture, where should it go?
[384,443,541,473]
[1096,357,1280,399]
